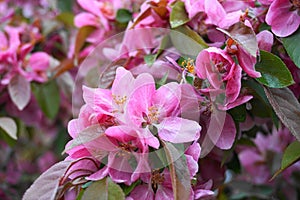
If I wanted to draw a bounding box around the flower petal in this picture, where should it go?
[158,117,201,143]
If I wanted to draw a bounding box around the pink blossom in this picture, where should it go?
[184,0,243,28]
[265,0,300,37]
[125,72,201,147]
[195,47,252,110]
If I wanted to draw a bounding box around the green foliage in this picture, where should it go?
[282,28,300,69]
[170,1,189,28]
[32,80,60,119]
[255,50,294,88]
[82,178,125,200]
[116,9,132,24]
[170,25,208,57]
[272,141,300,179]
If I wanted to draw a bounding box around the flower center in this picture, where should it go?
[290,0,300,12]
[181,58,195,74]
[112,94,127,105]
[291,0,300,8]
[151,170,165,190]
[116,142,137,158]
[147,106,159,123]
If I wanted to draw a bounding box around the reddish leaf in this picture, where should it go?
[0,117,17,140]
[23,160,72,200]
[74,26,96,57]
[217,22,258,57]
[8,75,31,110]
[264,87,300,141]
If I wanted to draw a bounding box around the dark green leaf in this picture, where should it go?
[170,25,208,57]
[282,28,300,68]
[82,178,125,200]
[116,9,132,24]
[228,104,246,122]
[255,50,294,88]
[264,87,300,141]
[122,180,140,196]
[32,81,60,119]
[272,141,300,179]
[170,1,189,28]
[185,76,194,85]
[57,0,73,12]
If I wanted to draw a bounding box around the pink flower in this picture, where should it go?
[184,0,243,28]
[195,47,252,110]
[125,72,201,148]
[265,0,300,37]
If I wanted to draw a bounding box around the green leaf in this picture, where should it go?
[116,9,132,24]
[255,50,294,88]
[228,104,246,122]
[56,12,74,27]
[170,25,208,57]
[122,180,140,196]
[185,76,194,85]
[272,141,300,179]
[57,0,73,12]
[282,28,300,68]
[155,72,169,89]
[82,178,125,200]
[170,1,190,28]
[264,87,300,141]
[161,141,191,200]
[144,54,157,66]
[32,81,60,119]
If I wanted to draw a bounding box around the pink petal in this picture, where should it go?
[105,125,137,142]
[153,82,181,118]
[266,0,300,37]
[158,117,201,143]
[77,0,101,16]
[204,0,226,26]
[184,0,205,19]
[126,73,155,126]
[29,52,50,71]
[129,185,154,200]
[138,128,160,149]
[156,186,174,199]
[185,142,201,162]
[87,166,109,181]
[237,46,261,78]
[215,114,236,149]
[112,67,135,98]
[256,30,274,52]
[74,12,100,28]
[82,86,113,115]
[225,65,242,103]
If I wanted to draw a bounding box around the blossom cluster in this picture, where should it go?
[1,0,300,200]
